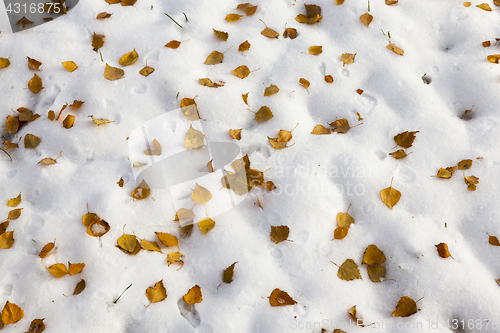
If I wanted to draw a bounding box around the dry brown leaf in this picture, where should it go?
[3,140,19,149]
[73,279,86,295]
[380,178,401,209]
[270,225,289,243]
[63,114,75,129]
[238,40,251,52]
[330,118,351,133]
[27,57,42,70]
[92,33,105,52]
[311,124,331,135]
[1,301,24,325]
[90,115,113,126]
[324,75,334,83]
[0,57,10,68]
[165,40,182,49]
[283,27,298,39]
[27,318,45,332]
[48,263,69,278]
[477,3,492,10]
[464,175,479,191]
[131,179,150,200]
[360,12,373,26]
[69,100,84,109]
[204,51,224,65]
[97,12,112,19]
[213,29,229,41]
[8,208,22,220]
[106,0,121,3]
[236,3,252,10]
[387,43,404,55]
[260,20,279,38]
[0,221,9,235]
[198,218,216,234]
[487,233,500,246]
[299,78,310,90]
[6,115,19,134]
[29,74,44,93]
[335,259,362,281]
[232,65,251,79]
[225,13,243,22]
[223,262,237,283]
[0,231,14,249]
[122,0,137,6]
[117,178,124,187]
[435,243,453,259]
[199,78,224,88]
[434,166,457,179]
[180,97,199,120]
[264,84,279,96]
[333,227,349,240]
[146,280,167,306]
[87,217,110,237]
[167,251,184,267]
[138,65,154,76]
[17,16,34,25]
[309,46,323,55]
[62,61,78,72]
[336,205,354,227]
[295,4,322,24]
[104,63,124,80]
[245,5,257,15]
[341,53,356,65]
[269,288,297,306]
[155,232,179,248]
[6,193,21,207]
[117,233,141,255]
[38,151,62,165]
[185,125,205,149]
[144,139,162,156]
[394,131,418,148]
[483,41,491,47]
[392,296,419,317]
[119,49,139,67]
[457,159,472,170]
[386,0,398,4]
[389,149,409,159]
[242,92,249,105]
[268,137,286,149]
[38,241,55,258]
[68,262,85,276]
[229,129,242,140]
[487,55,500,63]
[336,0,345,4]
[24,134,41,149]
[362,245,386,265]
[464,1,472,6]
[254,106,273,122]
[367,265,386,282]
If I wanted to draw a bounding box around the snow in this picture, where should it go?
[1,0,500,332]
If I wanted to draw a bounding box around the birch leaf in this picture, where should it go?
[119,49,139,66]
[131,179,150,200]
[6,193,21,207]
[380,178,401,209]
[269,288,297,306]
[185,125,205,149]
[146,280,167,306]
[62,61,78,72]
[198,218,215,234]
[29,74,44,93]
[104,64,124,80]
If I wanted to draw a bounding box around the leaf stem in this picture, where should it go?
[165,13,183,29]
[114,284,132,304]
[182,12,188,22]
[0,149,12,161]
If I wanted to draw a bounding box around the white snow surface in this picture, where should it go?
[1,0,500,332]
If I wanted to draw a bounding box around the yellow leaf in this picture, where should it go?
[48,263,69,278]
[236,3,252,10]
[330,118,351,133]
[104,63,125,80]
[87,218,110,237]
[341,53,356,65]
[139,65,154,76]
[387,43,404,55]
[68,262,85,276]
[6,193,21,207]
[48,110,55,121]
[27,318,45,332]
[155,232,179,247]
[333,227,349,240]
[336,205,354,227]
[131,180,150,200]
[165,40,182,49]
[229,129,242,140]
[174,208,195,221]
[199,78,224,88]
[191,183,212,204]
[367,265,386,282]
[119,49,139,67]
[260,20,279,38]
[487,55,500,63]
[225,13,243,22]
[299,78,310,90]
[386,0,398,4]
[38,241,55,258]
[336,259,362,281]
[0,231,14,249]
[311,124,331,135]
[0,221,9,235]
[223,262,238,283]
[213,29,229,41]
[117,234,139,252]
[62,61,78,72]
[380,178,401,209]
[6,115,19,134]
[96,12,112,19]
[245,5,257,15]
[360,12,373,26]
[483,41,491,47]
[144,139,162,156]
[435,242,453,259]
[63,114,75,129]
[183,285,202,310]
[238,40,251,52]
[477,3,492,10]
[146,280,167,306]
[82,212,97,227]
[167,251,184,266]
[0,57,10,68]
[295,4,322,24]
[204,51,224,65]
[8,208,23,220]
[435,166,457,179]
[90,115,113,125]
[283,27,298,39]
[362,245,386,265]
[270,225,289,243]
[73,279,86,295]
[394,131,418,148]
[254,106,273,122]
[464,175,479,191]
[117,178,124,187]
[231,65,251,79]
[122,0,137,5]
[92,33,105,52]
[27,57,42,70]
[24,134,41,149]
[264,84,279,96]
[389,149,409,159]
[3,140,19,149]
[457,159,472,170]
[336,0,345,4]
[308,45,322,55]
[198,217,216,234]
[464,1,472,6]
[269,288,297,306]
[392,296,418,317]
[324,75,334,83]
[28,74,44,93]
[69,100,84,109]
[242,92,249,105]
[185,125,205,149]
[1,301,24,325]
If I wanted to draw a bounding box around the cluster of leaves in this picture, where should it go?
[221,154,275,196]
[389,131,418,159]
[312,118,362,135]
[0,193,23,249]
[268,124,298,149]
[432,158,479,191]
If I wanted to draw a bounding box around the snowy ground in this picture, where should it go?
[1,0,500,332]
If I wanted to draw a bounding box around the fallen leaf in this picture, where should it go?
[487,233,500,246]
[341,53,356,65]
[106,0,121,3]
[295,4,322,24]
[356,89,364,95]
[8,208,22,220]
[299,78,310,90]
[207,160,214,172]
[122,0,137,6]
[435,166,457,179]
[333,227,349,240]
[367,265,386,282]
[336,259,362,281]
[104,63,125,80]
[3,140,19,149]
[87,217,110,237]
[27,57,42,70]
[6,193,21,207]
[238,40,251,52]
[38,241,55,258]
[242,92,249,105]
[146,280,167,306]
[457,159,472,170]
[260,20,279,38]
[362,245,386,265]
[6,115,19,134]
[264,84,279,96]
[330,118,351,133]
[185,125,206,149]
[117,178,124,187]
[96,12,112,19]
[487,55,500,63]
[213,29,229,41]
[464,1,472,6]
[229,129,242,140]
[131,179,150,200]
[336,0,345,4]
[324,75,334,83]
[1,301,24,325]
[24,134,41,149]
[254,106,273,122]
[482,41,491,47]
[311,124,331,135]
[155,232,179,248]
[223,262,237,283]
[198,217,216,234]
[63,115,75,129]
[28,74,44,93]
[360,12,373,26]
[144,139,162,156]
[48,263,69,278]
[232,65,251,79]
[27,318,45,332]
[392,296,418,317]
[387,43,404,55]
[269,288,297,306]
[270,225,289,243]
[337,205,354,227]
[225,13,243,22]
[283,27,298,39]
[348,305,371,327]
[380,178,401,209]
[167,251,184,266]
[394,131,418,148]
[309,46,322,55]
[73,279,86,295]
[389,149,409,159]
[199,78,224,88]
[0,221,9,235]
[119,49,139,67]
[477,3,492,10]
[204,51,224,65]
[183,285,202,312]
[92,33,105,52]
[69,100,84,109]
[236,3,252,10]
[139,65,154,76]
[435,243,453,259]
[0,231,14,249]
[16,16,34,25]
[174,208,195,221]
[0,58,10,68]
[68,262,85,276]
[90,115,113,125]
[464,175,479,191]
[117,233,141,254]
[62,61,78,72]
[386,0,398,4]
[268,137,286,149]
[165,40,182,49]
[245,5,257,15]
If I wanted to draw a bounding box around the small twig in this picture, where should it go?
[182,12,188,22]
[114,284,132,304]
[165,13,183,29]
[0,149,12,161]
[99,50,103,62]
